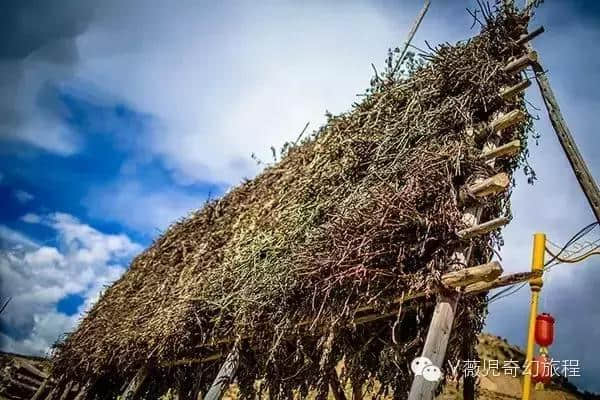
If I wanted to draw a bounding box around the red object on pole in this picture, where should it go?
[531,354,552,384]
[535,313,555,347]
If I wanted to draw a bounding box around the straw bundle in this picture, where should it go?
[52,7,534,399]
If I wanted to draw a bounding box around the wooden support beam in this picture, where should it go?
[161,353,223,367]
[461,173,510,201]
[328,369,347,400]
[16,372,43,387]
[489,109,526,133]
[31,379,50,400]
[480,140,521,161]
[408,294,458,400]
[204,344,240,400]
[73,382,91,400]
[7,376,38,392]
[457,216,510,239]
[502,52,537,74]
[58,381,73,400]
[516,26,545,46]
[352,381,363,400]
[15,360,48,380]
[464,270,542,294]
[441,261,503,288]
[499,80,531,100]
[528,49,600,222]
[163,269,540,369]
[121,367,149,400]
[43,386,59,400]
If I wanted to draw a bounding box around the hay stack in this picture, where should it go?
[52,8,534,399]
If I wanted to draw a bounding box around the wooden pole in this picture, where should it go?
[15,360,48,380]
[72,382,91,400]
[408,294,459,400]
[58,382,73,400]
[121,367,149,400]
[31,379,50,400]
[528,51,600,222]
[204,343,240,400]
[391,0,431,77]
[328,369,347,400]
[351,381,363,400]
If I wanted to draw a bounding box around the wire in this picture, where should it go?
[545,246,600,264]
[488,282,528,304]
[544,222,599,267]
[487,222,599,304]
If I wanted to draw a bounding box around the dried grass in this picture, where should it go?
[52,6,534,399]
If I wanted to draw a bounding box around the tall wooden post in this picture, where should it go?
[121,367,149,400]
[204,344,240,400]
[529,53,600,222]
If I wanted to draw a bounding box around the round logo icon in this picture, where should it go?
[422,365,443,382]
[411,357,444,382]
[411,356,433,376]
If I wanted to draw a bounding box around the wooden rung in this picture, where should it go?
[457,216,510,239]
[442,261,503,288]
[503,51,538,74]
[489,110,526,133]
[461,173,510,201]
[500,80,531,100]
[516,26,545,46]
[464,270,542,294]
[480,140,521,161]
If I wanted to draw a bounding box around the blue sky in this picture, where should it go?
[1,0,600,392]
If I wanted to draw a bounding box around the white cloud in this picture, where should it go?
[21,213,41,224]
[0,225,38,250]
[85,181,204,234]
[68,1,460,185]
[13,189,34,203]
[0,213,141,356]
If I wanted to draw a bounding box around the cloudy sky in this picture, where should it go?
[1,0,599,392]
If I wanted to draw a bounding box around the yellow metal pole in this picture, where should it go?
[522,232,546,400]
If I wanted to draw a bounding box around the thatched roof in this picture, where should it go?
[52,8,533,399]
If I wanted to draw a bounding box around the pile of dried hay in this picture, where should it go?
[52,6,535,399]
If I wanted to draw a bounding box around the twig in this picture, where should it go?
[390,0,431,78]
